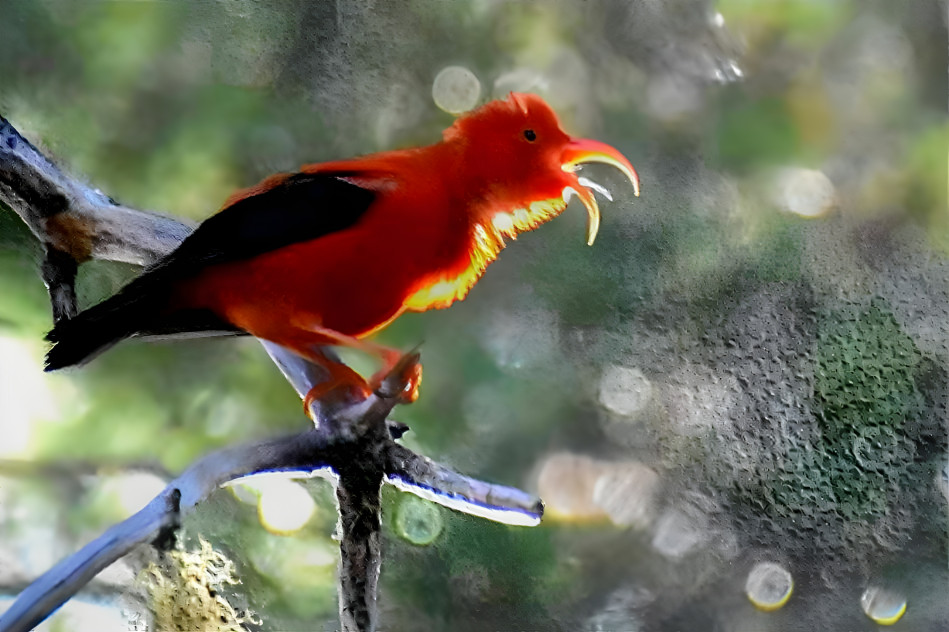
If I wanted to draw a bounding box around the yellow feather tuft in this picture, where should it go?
[403,197,567,311]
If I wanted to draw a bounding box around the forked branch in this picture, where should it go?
[0,114,543,632]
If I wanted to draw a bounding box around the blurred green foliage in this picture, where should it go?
[812,303,922,522]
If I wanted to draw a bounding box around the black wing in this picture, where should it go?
[158,171,376,271]
[46,172,376,369]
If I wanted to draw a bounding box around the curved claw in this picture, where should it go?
[372,351,423,403]
[303,369,372,421]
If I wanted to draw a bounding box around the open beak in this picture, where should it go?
[561,138,640,245]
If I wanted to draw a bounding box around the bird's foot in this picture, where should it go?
[302,352,421,421]
[371,351,422,404]
[303,364,372,419]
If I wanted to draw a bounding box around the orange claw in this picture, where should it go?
[302,348,422,420]
[372,360,422,404]
[370,350,423,404]
[303,362,372,419]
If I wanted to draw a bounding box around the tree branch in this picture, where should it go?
[0,115,194,267]
[0,113,543,632]
[1,431,330,632]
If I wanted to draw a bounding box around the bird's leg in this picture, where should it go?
[301,347,373,417]
[297,324,422,406]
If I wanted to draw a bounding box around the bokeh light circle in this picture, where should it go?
[432,66,481,114]
[395,494,443,545]
[745,562,793,611]
[860,586,907,625]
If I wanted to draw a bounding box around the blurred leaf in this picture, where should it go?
[904,123,949,253]
[718,0,854,50]
[712,96,801,171]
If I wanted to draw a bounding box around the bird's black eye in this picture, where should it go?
[523,129,536,142]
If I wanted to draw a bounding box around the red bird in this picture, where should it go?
[45,93,639,407]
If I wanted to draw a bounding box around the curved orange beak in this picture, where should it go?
[561,138,640,245]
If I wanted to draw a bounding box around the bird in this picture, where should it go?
[44,92,640,409]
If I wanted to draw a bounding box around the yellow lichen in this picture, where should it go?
[140,538,260,632]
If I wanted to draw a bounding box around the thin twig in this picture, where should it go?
[39,247,78,323]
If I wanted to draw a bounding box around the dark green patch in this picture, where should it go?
[712,97,800,172]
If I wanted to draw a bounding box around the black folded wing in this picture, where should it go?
[46,172,376,369]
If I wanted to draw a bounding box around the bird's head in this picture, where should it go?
[444,92,640,245]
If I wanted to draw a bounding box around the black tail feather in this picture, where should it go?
[44,282,161,371]
[44,268,245,371]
